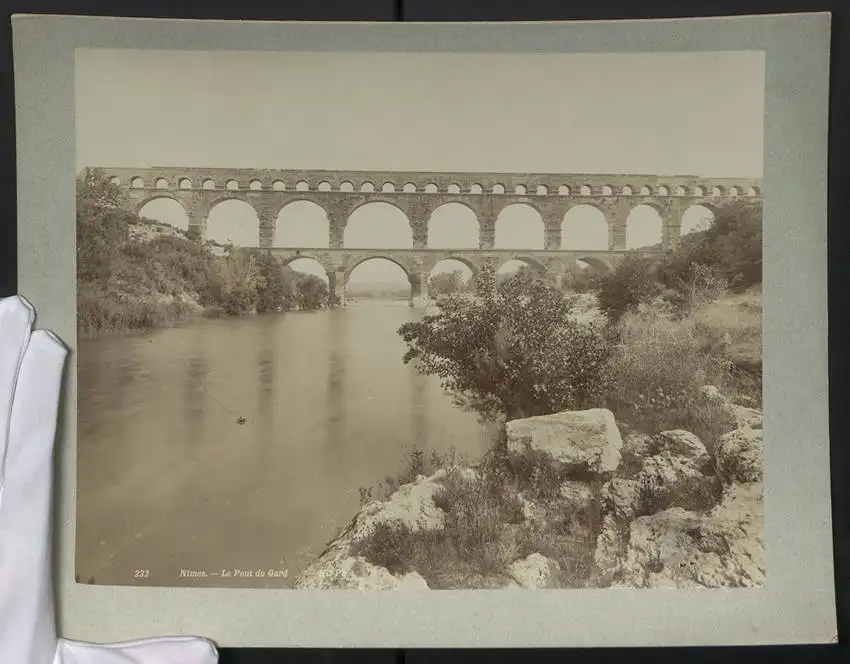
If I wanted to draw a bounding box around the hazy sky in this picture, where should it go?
[76,48,764,283]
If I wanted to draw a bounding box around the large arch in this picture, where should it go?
[137,198,190,232]
[625,204,664,250]
[284,257,330,284]
[428,258,476,297]
[344,257,412,302]
[205,199,261,246]
[680,204,717,237]
[494,203,545,250]
[344,202,412,249]
[274,200,330,248]
[427,202,480,249]
[497,257,547,278]
[561,204,609,250]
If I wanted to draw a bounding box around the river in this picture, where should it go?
[75,302,494,588]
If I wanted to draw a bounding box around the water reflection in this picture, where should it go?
[76,304,491,588]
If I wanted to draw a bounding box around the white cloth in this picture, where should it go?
[0,295,218,664]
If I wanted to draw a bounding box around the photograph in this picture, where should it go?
[74,47,765,591]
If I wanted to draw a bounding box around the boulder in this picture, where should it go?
[637,452,719,514]
[622,432,656,461]
[714,427,763,486]
[614,482,764,588]
[653,430,710,468]
[600,478,642,522]
[506,408,623,474]
[506,553,561,589]
[559,481,595,512]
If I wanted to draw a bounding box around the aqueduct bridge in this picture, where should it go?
[98,167,763,305]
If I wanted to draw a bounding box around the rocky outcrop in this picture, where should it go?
[505,408,623,474]
[506,553,561,589]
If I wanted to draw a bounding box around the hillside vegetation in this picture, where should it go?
[77,168,329,339]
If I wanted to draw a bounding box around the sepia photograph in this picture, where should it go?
[73,47,767,592]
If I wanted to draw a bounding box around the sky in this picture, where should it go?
[76,48,764,284]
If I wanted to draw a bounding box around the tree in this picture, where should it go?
[398,266,611,422]
[428,269,468,297]
[595,255,664,322]
[295,274,329,311]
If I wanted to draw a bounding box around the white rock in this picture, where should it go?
[653,430,709,467]
[506,553,561,589]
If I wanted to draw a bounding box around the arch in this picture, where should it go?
[403,183,417,193]
[318,181,332,192]
[561,204,609,250]
[692,185,705,197]
[340,181,354,192]
[657,186,670,196]
[109,176,121,186]
[272,180,285,191]
[580,185,592,196]
[497,257,546,277]
[283,257,330,284]
[137,197,190,232]
[205,199,261,247]
[427,202,480,249]
[626,204,663,249]
[225,179,239,191]
[447,183,461,194]
[728,186,740,198]
[154,177,168,189]
[178,178,192,190]
[574,256,611,273]
[345,257,412,301]
[674,185,688,196]
[536,185,548,196]
[360,181,375,193]
[680,204,716,237]
[296,180,310,192]
[494,203,545,250]
[344,201,412,249]
[639,185,652,196]
[430,256,478,277]
[469,183,483,194]
[130,177,144,189]
[558,185,570,196]
[492,184,506,195]
[428,259,476,296]
[248,179,262,190]
[381,182,396,193]
[275,200,330,248]
[424,183,438,193]
[747,186,761,197]
[711,186,725,197]
[622,185,633,196]
[601,185,614,196]
[514,184,527,195]
[202,178,216,190]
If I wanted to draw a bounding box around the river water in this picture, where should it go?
[75,303,494,588]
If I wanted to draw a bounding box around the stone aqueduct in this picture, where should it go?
[97,166,763,306]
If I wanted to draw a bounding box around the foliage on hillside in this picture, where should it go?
[77,168,328,338]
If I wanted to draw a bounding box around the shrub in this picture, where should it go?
[596,255,664,322]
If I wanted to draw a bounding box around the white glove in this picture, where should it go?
[0,295,218,664]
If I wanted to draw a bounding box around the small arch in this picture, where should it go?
[536,185,548,196]
[317,181,332,192]
[558,185,570,196]
[296,181,310,192]
[711,186,725,197]
[272,180,285,191]
[601,185,614,196]
[424,183,438,194]
[225,179,239,191]
[428,202,480,249]
[249,179,262,191]
[580,185,592,196]
[674,186,688,196]
[109,176,121,186]
[469,183,483,194]
[514,184,527,195]
[658,186,670,196]
[681,204,716,236]
[130,177,144,189]
[747,186,761,197]
[340,181,354,192]
[202,179,216,190]
[360,182,375,193]
[728,186,740,198]
[626,204,663,249]
[403,183,417,193]
[447,183,461,194]
[178,178,192,190]
[382,182,396,193]
[492,184,506,195]
[562,204,609,251]
[154,178,168,189]
[622,185,633,196]
[692,186,705,197]
[640,185,652,196]
[494,203,544,250]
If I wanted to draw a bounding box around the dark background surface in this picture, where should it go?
[1,2,847,663]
